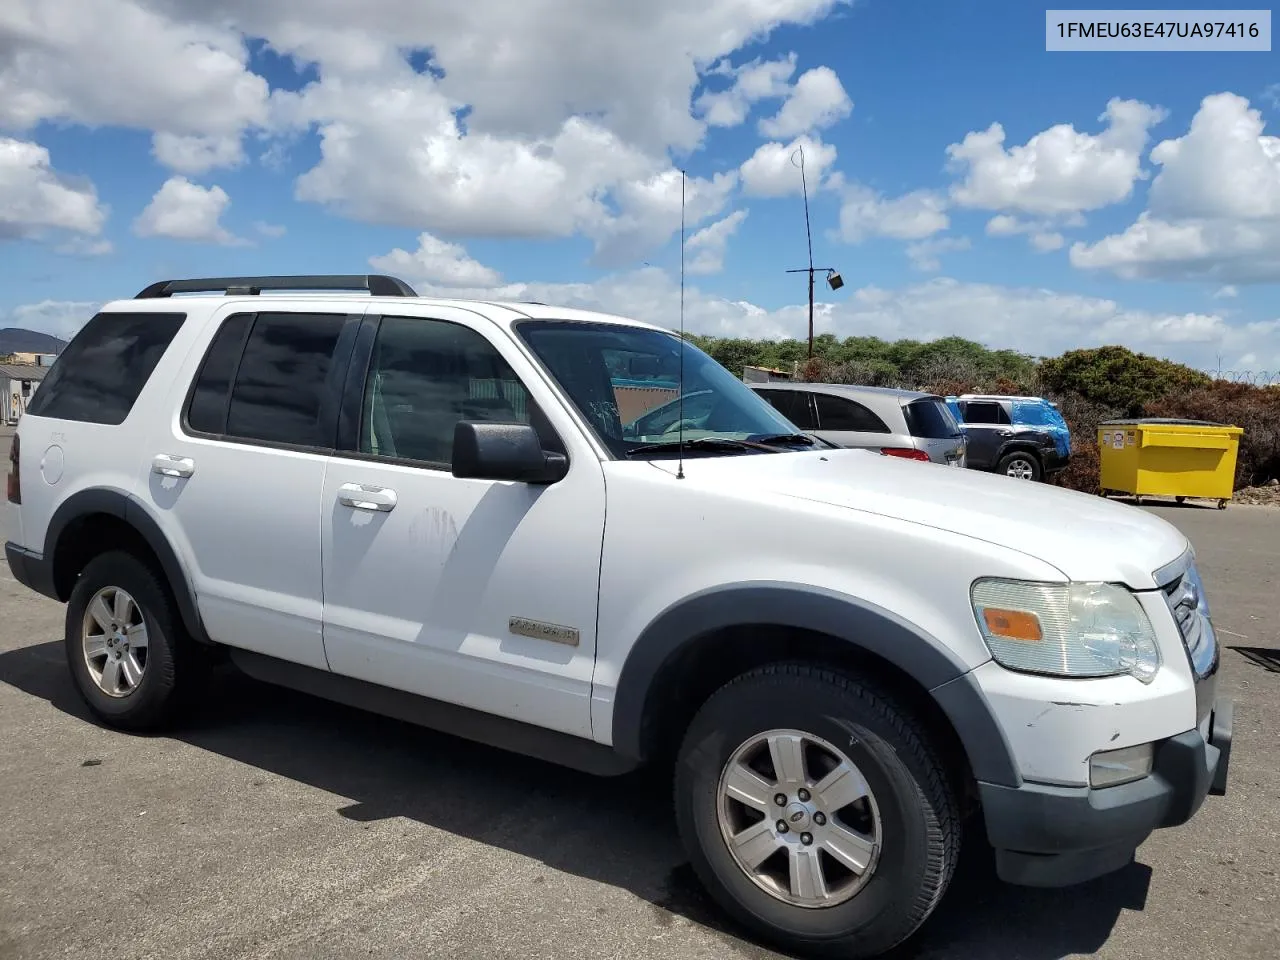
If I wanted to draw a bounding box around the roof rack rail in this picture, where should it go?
[134,275,418,299]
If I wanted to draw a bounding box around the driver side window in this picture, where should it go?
[360,316,532,468]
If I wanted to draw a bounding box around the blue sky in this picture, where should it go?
[2,0,1279,376]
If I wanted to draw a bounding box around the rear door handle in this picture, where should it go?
[152,454,195,479]
[338,483,397,512]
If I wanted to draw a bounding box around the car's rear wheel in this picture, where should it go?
[65,550,196,731]
[998,451,1042,481]
[674,663,960,959]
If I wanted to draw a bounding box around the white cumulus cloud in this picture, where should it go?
[947,97,1167,219]
[0,136,107,240]
[369,232,503,287]
[1072,93,1280,284]
[684,209,749,275]
[740,136,837,197]
[757,66,852,139]
[697,54,797,128]
[838,185,950,242]
[0,0,268,172]
[133,176,242,245]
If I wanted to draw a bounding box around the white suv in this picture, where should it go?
[5,275,1232,959]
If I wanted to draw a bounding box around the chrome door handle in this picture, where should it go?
[338,483,397,512]
[152,454,195,478]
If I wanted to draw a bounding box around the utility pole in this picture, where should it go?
[784,145,842,360]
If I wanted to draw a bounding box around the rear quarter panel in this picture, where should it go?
[14,301,212,557]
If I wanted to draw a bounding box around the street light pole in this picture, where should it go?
[785,145,841,360]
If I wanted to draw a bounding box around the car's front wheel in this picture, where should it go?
[674,663,960,959]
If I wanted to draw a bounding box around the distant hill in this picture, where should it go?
[0,328,68,355]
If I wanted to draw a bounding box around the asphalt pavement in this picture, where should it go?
[0,457,1277,959]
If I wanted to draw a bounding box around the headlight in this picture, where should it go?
[971,579,1161,683]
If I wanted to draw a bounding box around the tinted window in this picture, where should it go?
[361,316,531,466]
[754,389,816,429]
[962,401,1011,425]
[813,393,890,433]
[226,312,349,447]
[25,311,185,425]
[905,398,962,439]
[185,313,253,435]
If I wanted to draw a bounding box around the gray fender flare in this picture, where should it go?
[609,584,1020,787]
[44,487,211,645]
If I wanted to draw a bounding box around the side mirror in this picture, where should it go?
[451,421,568,484]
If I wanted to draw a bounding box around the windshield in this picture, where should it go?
[515,320,803,457]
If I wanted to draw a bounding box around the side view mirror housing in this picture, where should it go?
[451,421,569,484]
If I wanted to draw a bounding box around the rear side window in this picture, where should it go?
[904,398,961,439]
[961,401,1011,425]
[25,311,186,425]
[186,313,253,434]
[185,312,351,448]
[813,393,890,433]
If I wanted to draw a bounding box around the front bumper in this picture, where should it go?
[980,696,1232,887]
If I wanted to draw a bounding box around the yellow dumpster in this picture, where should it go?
[1098,418,1244,509]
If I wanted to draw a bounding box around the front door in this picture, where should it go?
[320,308,606,739]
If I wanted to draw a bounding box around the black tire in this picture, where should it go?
[674,663,961,959]
[64,550,196,732]
[997,451,1042,482]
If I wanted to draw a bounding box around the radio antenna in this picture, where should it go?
[676,168,686,480]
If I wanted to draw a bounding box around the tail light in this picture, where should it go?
[880,447,931,462]
[7,433,19,504]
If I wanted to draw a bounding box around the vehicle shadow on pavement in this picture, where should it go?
[0,641,1150,960]
[1229,646,1280,674]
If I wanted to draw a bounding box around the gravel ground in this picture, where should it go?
[0,463,1277,959]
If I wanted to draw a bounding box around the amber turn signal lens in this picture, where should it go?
[981,607,1043,642]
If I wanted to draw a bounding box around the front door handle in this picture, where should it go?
[152,454,195,479]
[338,482,397,512]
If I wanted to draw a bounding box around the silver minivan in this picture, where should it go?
[749,382,968,466]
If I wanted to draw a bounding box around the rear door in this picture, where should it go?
[903,397,967,466]
[142,302,364,670]
[810,392,893,449]
[957,400,1011,469]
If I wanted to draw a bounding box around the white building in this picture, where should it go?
[1,364,48,423]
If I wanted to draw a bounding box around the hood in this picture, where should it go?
[650,448,1188,589]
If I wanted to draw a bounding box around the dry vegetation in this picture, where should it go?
[686,334,1280,494]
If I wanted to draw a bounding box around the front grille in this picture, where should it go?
[1162,566,1219,681]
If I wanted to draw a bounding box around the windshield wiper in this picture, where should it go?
[746,432,816,447]
[624,437,780,457]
